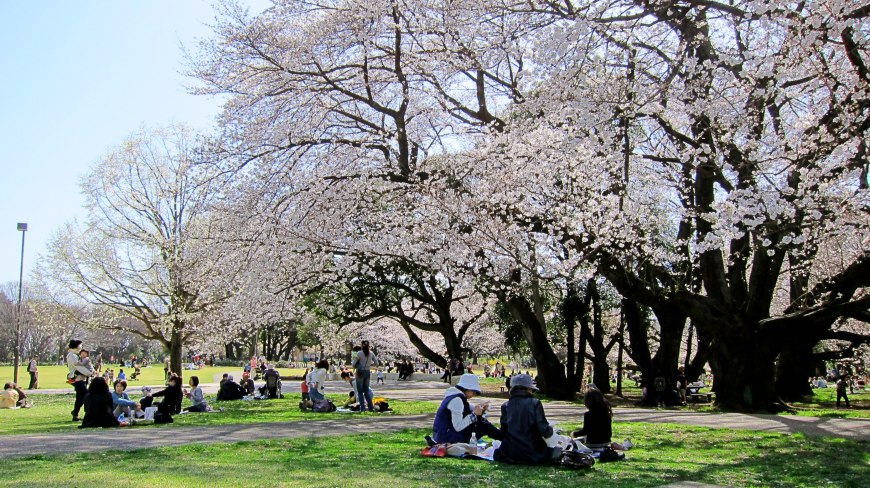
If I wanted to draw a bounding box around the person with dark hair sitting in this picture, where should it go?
[572,388,613,447]
[493,374,562,465]
[217,375,245,401]
[240,371,255,396]
[111,379,139,419]
[432,374,501,444]
[80,377,120,428]
[152,374,183,414]
[184,376,209,412]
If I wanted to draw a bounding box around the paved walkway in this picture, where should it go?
[5,381,867,460]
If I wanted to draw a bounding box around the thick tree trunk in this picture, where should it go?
[709,330,779,411]
[588,279,611,393]
[399,322,448,368]
[563,284,582,389]
[505,295,573,399]
[169,327,183,379]
[775,341,816,402]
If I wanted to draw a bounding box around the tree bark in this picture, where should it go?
[169,325,183,379]
[504,294,573,399]
[775,340,816,402]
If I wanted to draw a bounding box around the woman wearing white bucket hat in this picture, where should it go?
[431,373,501,444]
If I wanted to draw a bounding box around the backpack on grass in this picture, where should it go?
[313,399,336,412]
[560,450,595,469]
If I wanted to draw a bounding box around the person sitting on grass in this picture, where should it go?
[493,374,563,465]
[308,360,329,402]
[0,383,19,409]
[3,383,31,408]
[184,375,209,412]
[80,377,120,428]
[432,373,501,444]
[571,388,612,447]
[117,369,126,381]
[240,371,255,396]
[217,375,245,401]
[111,379,139,419]
[152,374,183,414]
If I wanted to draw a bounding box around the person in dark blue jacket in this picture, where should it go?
[432,374,501,444]
[494,374,562,465]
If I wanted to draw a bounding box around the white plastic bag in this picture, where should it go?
[143,406,158,420]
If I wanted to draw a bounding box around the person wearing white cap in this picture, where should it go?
[493,373,564,465]
[431,373,501,444]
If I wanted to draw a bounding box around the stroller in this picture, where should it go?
[129,365,142,381]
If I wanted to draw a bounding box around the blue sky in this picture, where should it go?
[0,1,263,286]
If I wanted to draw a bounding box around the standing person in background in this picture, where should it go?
[836,376,851,408]
[66,340,94,422]
[94,351,103,373]
[351,341,378,412]
[676,366,687,406]
[163,356,171,385]
[27,356,38,389]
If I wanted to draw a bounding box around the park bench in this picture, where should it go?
[687,386,713,403]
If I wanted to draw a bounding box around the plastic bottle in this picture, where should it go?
[469,433,478,455]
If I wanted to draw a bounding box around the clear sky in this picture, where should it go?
[0,1,261,287]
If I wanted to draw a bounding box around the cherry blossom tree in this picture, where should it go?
[190,0,869,408]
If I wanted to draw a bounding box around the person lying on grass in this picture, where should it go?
[80,377,120,428]
[432,373,501,444]
[493,374,565,465]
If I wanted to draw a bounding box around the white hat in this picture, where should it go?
[456,374,481,393]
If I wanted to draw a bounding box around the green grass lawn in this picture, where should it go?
[1,364,308,389]
[2,423,867,488]
[0,392,435,436]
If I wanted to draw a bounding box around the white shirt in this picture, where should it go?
[443,387,476,432]
[309,368,327,392]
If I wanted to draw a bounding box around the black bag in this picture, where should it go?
[560,450,595,469]
[154,412,174,424]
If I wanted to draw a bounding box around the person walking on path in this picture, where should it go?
[27,356,38,389]
[351,340,378,412]
[836,377,851,408]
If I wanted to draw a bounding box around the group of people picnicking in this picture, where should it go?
[427,372,628,466]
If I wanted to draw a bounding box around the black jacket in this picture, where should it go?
[494,390,555,465]
[152,384,182,414]
[80,391,120,428]
[574,409,612,444]
[217,381,245,401]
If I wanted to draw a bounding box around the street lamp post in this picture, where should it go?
[13,222,27,386]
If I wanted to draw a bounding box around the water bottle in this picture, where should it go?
[469,433,478,455]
